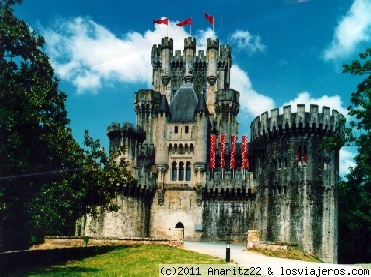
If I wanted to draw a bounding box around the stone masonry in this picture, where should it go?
[80,36,344,263]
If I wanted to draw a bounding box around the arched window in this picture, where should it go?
[172,161,177,181]
[186,162,191,181]
[179,161,184,181]
[179,144,183,154]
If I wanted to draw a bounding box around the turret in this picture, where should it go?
[134,89,161,144]
[194,93,209,187]
[206,38,219,86]
[151,44,161,92]
[106,122,145,168]
[214,88,240,142]
[160,37,173,100]
[184,37,196,83]
[219,45,232,88]
[155,95,170,189]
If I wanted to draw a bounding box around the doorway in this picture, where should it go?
[175,222,184,240]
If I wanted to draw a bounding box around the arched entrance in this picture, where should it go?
[175,222,184,240]
[175,222,184,229]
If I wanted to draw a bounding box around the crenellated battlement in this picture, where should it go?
[220,45,231,58]
[134,89,161,103]
[151,44,161,64]
[161,37,173,50]
[214,89,239,116]
[250,104,345,140]
[106,122,146,142]
[184,37,196,50]
[215,89,239,103]
[207,38,219,50]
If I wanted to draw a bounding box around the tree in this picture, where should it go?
[336,48,371,263]
[0,0,134,250]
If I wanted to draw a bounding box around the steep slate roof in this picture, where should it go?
[194,93,209,115]
[169,83,198,122]
[158,94,170,114]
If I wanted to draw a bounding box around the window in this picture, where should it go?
[174,126,178,133]
[185,126,189,133]
[172,161,177,181]
[186,162,191,181]
[172,90,176,100]
[179,161,184,181]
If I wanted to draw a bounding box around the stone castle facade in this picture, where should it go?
[82,37,344,263]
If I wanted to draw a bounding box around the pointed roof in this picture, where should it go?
[195,93,209,115]
[158,94,170,114]
[169,83,198,122]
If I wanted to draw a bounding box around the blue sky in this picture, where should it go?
[14,0,371,176]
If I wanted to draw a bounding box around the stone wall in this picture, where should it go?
[150,189,203,240]
[84,194,151,237]
[202,199,256,242]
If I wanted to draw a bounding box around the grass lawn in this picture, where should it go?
[14,245,226,277]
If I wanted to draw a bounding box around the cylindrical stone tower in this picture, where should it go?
[249,104,344,263]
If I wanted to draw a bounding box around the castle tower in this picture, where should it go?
[194,93,209,187]
[183,37,196,84]
[151,37,233,113]
[206,38,218,114]
[155,95,170,192]
[214,88,239,142]
[219,44,232,89]
[160,37,173,101]
[249,104,344,263]
[106,122,145,168]
[134,89,161,144]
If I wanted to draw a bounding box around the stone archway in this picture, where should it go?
[175,222,184,229]
[165,211,195,240]
[175,222,184,241]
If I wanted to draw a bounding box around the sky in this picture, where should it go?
[13,0,371,176]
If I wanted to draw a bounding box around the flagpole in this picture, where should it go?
[190,17,192,36]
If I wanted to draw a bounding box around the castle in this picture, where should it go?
[81,36,344,263]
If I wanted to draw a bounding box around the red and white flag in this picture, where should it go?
[153,18,169,25]
[176,18,192,26]
[230,135,237,169]
[242,135,249,169]
[202,12,214,25]
[209,134,216,169]
[220,134,226,168]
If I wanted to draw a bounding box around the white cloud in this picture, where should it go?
[230,30,266,54]
[281,91,348,117]
[323,0,371,60]
[231,65,275,116]
[42,17,191,93]
[339,148,356,176]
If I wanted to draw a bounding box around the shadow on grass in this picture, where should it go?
[1,246,125,276]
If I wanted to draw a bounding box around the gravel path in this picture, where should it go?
[183,242,367,277]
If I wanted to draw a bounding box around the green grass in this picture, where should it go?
[15,245,226,277]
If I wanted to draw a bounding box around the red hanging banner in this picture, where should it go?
[242,135,249,169]
[209,134,216,168]
[230,135,237,169]
[220,134,226,168]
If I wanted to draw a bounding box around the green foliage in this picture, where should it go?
[336,48,371,263]
[0,0,134,250]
